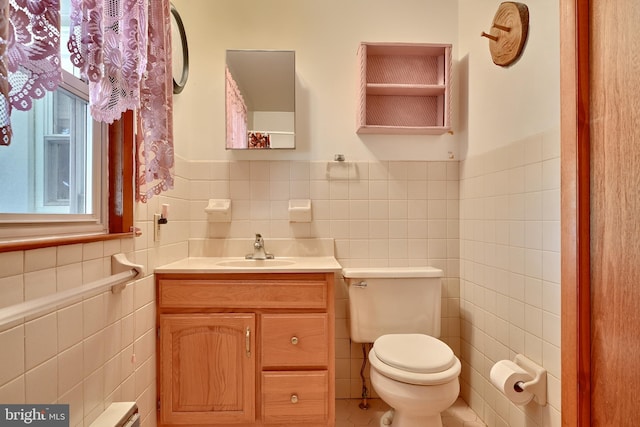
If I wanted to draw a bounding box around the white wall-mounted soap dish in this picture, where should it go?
[205,199,231,222]
[288,199,312,222]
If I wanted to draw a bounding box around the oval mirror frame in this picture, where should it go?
[171,3,189,94]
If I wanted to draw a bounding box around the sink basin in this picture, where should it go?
[215,259,297,268]
[154,251,343,273]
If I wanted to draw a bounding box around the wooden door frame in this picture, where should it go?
[560,0,591,425]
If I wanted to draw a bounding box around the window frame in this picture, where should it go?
[0,0,136,253]
[0,110,135,253]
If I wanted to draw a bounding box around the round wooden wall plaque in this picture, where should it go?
[482,2,529,67]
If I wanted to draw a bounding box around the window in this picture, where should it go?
[1,72,99,211]
[42,90,90,211]
[0,74,108,239]
[0,0,133,247]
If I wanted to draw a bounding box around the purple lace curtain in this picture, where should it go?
[226,67,247,149]
[1,0,62,146]
[68,0,174,202]
[68,0,149,124]
[0,0,173,202]
[136,0,173,202]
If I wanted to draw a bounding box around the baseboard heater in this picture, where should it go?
[89,402,139,427]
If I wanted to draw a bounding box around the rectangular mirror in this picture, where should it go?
[225,50,295,150]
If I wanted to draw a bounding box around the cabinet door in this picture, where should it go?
[159,314,256,425]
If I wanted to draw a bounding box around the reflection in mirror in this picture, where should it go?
[226,50,295,149]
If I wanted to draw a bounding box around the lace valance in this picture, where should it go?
[1,0,62,145]
[68,0,149,124]
[0,0,174,202]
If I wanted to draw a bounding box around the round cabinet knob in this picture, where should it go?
[290,336,299,345]
[290,394,299,404]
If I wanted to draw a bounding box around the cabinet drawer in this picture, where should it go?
[261,371,328,424]
[159,277,327,309]
[261,314,329,368]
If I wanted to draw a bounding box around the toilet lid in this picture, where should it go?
[373,334,456,374]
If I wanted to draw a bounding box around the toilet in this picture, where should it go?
[342,267,461,427]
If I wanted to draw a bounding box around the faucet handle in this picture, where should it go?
[254,234,263,247]
[246,233,274,259]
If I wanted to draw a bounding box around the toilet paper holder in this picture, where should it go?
[512,354,547,406]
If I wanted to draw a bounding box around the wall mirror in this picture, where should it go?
[170,3,189,94]
[225,50,295,149]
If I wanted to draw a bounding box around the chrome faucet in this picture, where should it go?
[246,233,274,260]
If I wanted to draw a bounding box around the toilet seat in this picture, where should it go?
[369,333,461,386]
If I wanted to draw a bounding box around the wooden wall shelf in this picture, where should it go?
[357,42,452,135]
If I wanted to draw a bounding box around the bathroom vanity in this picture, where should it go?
[155,253,339,427]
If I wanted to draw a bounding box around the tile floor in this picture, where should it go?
[336,398,486,427]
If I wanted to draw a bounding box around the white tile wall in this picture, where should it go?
[0,240,159,426]
[188,159,460,399]
[0,155,190,427]
[0,146,561,426]
[459,130,561,427]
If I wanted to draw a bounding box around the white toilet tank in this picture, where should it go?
[342,266,443,343]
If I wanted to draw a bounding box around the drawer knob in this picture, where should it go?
[290,336,299,345]
[290,394,299,404]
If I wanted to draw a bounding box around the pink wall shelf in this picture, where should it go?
[357,42,452,135]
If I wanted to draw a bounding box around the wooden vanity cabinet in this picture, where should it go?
[156,272,335,427]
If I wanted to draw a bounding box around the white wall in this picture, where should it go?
[171,0,460,162]
[457,1,561,426]
[457,0,560,158]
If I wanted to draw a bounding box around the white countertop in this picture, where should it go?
[155,256,342,274]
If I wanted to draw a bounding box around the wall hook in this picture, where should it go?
[493,23,512,32]
[481,32,499,41]
[481,2,530,67]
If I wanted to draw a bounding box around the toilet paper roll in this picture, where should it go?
[490,360,534,405]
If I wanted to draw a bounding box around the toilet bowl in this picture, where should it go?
[342,267,461,427]
[369,334,460,427]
